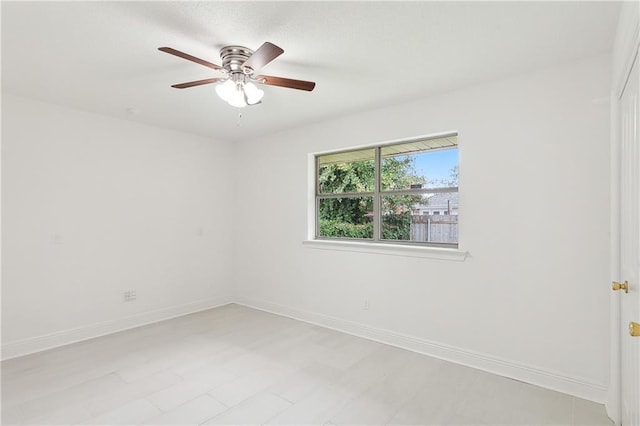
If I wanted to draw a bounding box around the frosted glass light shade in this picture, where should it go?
[227,90,247,108]
[243,82,264,105]
[215,79,236,102]
[215,78,263,108]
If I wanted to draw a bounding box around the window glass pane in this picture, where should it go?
[381,137,458,191]
[318,197,373,239]
[381,193,458,244]
[314,133,459,247]
[380,194,424,241]
[317,149,375,194]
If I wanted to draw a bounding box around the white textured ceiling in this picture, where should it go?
[2,1,621,142]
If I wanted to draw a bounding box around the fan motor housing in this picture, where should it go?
[220,46,254,73]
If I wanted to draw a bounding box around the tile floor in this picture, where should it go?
[1,304,613,425]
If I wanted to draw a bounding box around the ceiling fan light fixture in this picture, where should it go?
[215,79,236,102]
[215,75,263,108]
[214,78,245,108]
[227,88,248,108]
[244,82,264,105]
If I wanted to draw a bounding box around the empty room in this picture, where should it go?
[2,1,639,425]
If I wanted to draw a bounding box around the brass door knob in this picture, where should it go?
[630,322,640,337]
[612,281,629,293]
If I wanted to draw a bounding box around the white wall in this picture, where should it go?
[233,54,612,401]
[1,94,234,357]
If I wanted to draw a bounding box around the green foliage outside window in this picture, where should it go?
[318,156,425,239]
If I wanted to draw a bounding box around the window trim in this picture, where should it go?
[310,132,460,250]
[302,239,467,261]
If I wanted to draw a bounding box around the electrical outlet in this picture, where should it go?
[363,300,370,310]
[123,290,137,302]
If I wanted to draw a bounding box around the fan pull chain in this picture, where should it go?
[236,111,243,127]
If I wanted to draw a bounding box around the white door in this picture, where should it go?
[619,50,640,426]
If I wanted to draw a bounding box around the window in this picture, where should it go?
[315,134,459,247]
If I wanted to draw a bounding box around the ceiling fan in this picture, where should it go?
[159,42,316,108]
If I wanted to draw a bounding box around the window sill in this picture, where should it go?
[302,239,468,261]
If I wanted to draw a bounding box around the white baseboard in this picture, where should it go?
[1,297,232,361]
[235,296,607,404]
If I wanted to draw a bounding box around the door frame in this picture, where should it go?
[609,3,640,424]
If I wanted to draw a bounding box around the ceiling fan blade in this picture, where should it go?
[158,47,223,71]
[171,77,226,89]
[257,75,316,91]
[242,42,284,71]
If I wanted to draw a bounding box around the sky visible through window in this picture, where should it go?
[413,148,458,185]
